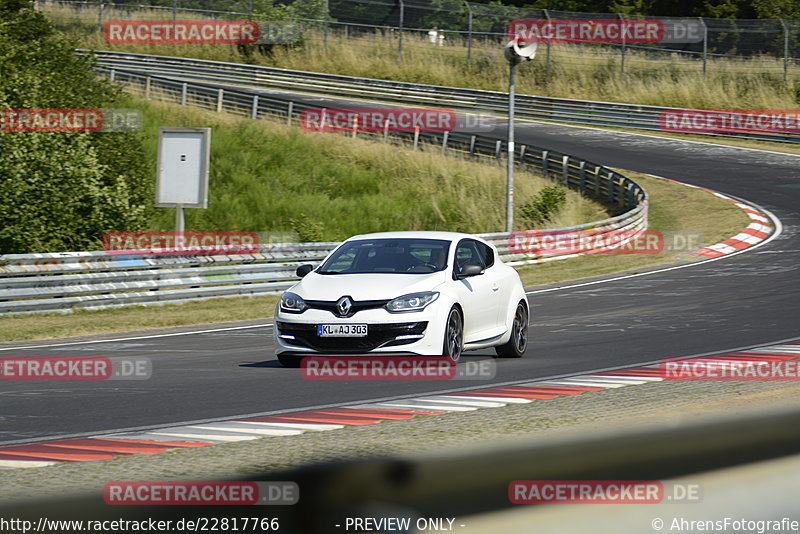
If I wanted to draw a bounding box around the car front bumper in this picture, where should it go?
[274,306,446,356]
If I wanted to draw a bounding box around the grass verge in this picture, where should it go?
[133,97,606,241]
[514,172,751,286]
[0,174,750,343]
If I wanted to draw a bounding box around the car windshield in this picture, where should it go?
[317,238,450,275]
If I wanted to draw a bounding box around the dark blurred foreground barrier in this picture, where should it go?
[5,405,800,533]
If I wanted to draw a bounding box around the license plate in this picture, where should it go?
[317,324,368,337]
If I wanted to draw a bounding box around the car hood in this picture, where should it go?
[291,271,447,301]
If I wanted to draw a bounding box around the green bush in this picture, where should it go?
[520,185,568,226]
[0,0,150,253]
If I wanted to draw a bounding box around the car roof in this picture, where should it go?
[344,231,480,243]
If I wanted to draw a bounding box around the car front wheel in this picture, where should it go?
[442,307,463,363]
[495,301,528,358]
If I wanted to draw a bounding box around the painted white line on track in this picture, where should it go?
[439,395,532,404]
[0,322,274,352]
[186,423,304,436]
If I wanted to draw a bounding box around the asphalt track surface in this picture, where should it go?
[1,86,798,444]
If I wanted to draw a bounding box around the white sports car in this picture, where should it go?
[274,231,528,367]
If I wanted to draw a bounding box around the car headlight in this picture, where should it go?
[280,292,307,313]
[385,291,439,313]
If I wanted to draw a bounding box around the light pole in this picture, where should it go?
[503,38,537,233]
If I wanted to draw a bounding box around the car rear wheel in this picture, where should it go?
[443,307,463,363]
[495,301,528,358]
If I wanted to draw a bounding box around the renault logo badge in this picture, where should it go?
[336,296,353,317]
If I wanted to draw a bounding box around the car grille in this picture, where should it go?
[304,299,390,317]
[276,321,428,352]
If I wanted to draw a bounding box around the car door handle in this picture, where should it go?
[492,283,499,291]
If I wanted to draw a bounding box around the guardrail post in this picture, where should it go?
[780,19,789,84]
[594,165,602,195]
[352,115,359,138]
[145,76,151,99]
[217,89,224,112]
[541,149,548,175]
[578,160,586,190]
[287,101,293,125]
[469,135,476,158]
[519,144,526,163]
[607,171,615,204]
[561,155,569,185]
[251,95,259,119]
[109,69,115,83]
[495,140,502,160]
[442,131,449,154]
[181,83,187,105]
[413,127,420,149]
[383,121,390,142]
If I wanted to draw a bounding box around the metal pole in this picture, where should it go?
[323,0,329,53]
[398,0,404,61]
[618,13,625,82]
[780,19,789,84]
[249,0,253,17]
[699,17,707,77]
[172,0,177,21]
[97,0,103,33]
[175,204,185,234]
[506,60,515,233]
[465,1,473,67]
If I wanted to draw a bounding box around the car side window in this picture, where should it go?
[480,242,495,268]
[454,239,487,274]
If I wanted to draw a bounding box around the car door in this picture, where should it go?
[452,239,502,342]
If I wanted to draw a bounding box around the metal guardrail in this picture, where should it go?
[86,50,800,144]
[0,57,647,315]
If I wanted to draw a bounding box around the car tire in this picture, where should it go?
[495,301,528,358]
[443,306,463,363]
[277,353,302,368]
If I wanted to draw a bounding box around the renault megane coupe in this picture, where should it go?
[274,231,528,367]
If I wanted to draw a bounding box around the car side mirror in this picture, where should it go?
[456,263,484,279]
[295,264,314,278]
